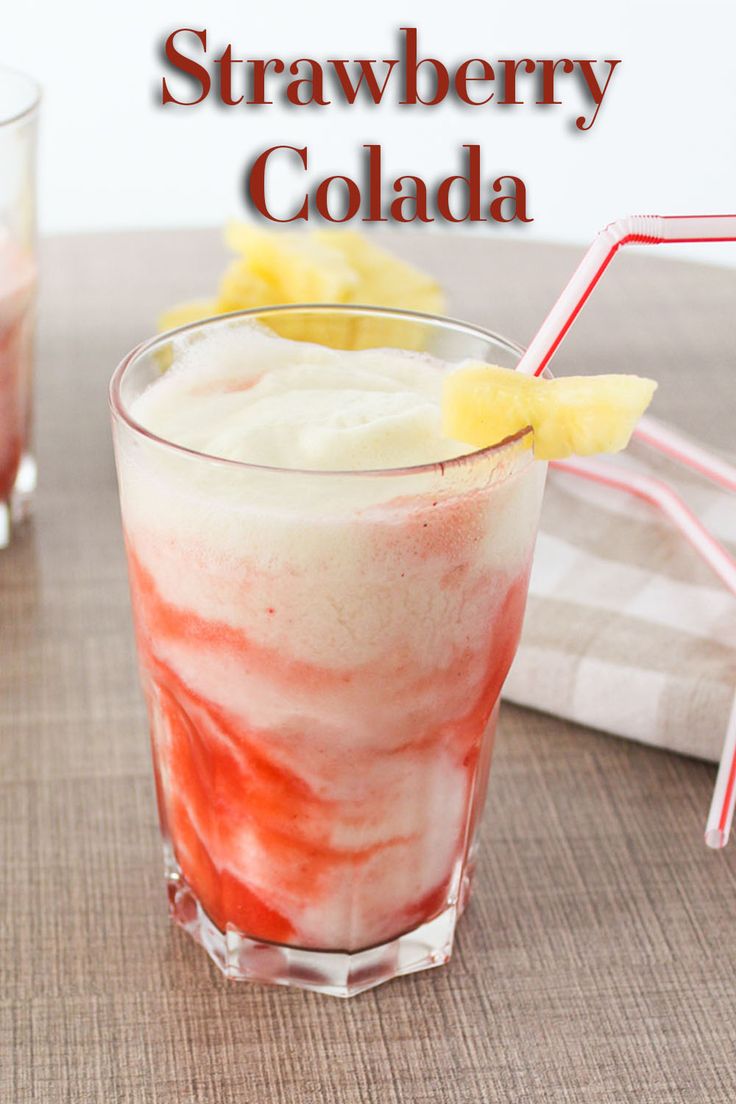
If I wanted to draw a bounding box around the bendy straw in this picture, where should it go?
[551,456,736,598]
[516,214,736,515]
[515,214,736,378]
[552,456,736,847]
[705,698,736,849]
[634,414,736,495]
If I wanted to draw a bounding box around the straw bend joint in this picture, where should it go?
[603,215,664,247]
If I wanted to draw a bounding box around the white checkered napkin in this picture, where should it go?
[503,439,736,762]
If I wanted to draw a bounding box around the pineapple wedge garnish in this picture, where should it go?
[442,363,657,460]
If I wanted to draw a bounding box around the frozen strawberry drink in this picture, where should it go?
[110,307,545,995]
[0,239,35,507]
[0,66,39,547]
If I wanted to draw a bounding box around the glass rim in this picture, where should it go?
[0,65,41,127]
[109,303,534,479]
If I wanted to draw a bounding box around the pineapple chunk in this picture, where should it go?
[159,225,445,351]
[443,363,657,460]
[224,223,358,303]
[312,230,444,314]
[312,230,445,349]
[216,259,280,313]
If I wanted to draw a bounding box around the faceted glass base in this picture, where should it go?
[164,849,462,997]
[0,453,36,550]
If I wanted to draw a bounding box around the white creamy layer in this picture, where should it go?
[132,323,470,471]
[118,322,546,671]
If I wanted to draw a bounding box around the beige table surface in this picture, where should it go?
[3,228,736,1104]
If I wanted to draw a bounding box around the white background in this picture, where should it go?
[4,0,736,265]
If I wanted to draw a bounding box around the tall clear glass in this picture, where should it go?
[0,67,38,549]
[110,306,546,996]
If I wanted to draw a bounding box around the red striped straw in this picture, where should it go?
[635,414,736,495]
[516,215,736,379]
[551,457,736,598]
[515,215,736,847]
[555,457,736,848]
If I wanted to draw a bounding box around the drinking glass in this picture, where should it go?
[0,66,39,548]
[110,306,546,996]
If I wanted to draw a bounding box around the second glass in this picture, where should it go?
[110,306,546,996]
[0,66,39,548]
